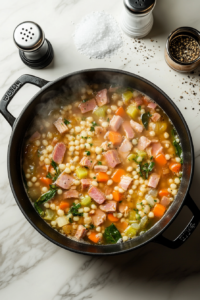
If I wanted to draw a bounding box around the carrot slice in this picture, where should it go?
[155,153,167,166]
[59,201,70,210]
[107,213,119,222]
[143,96,150,106]
[115,107,126,117]
[112,169,126,183]
[153,204,166,218]
[40,177,52,186]
[97,172,109,182]
[115,221,128,233]
[169,163,182,173]
[108,131,122,146]
[112,190,122,201]
[88,232,100,243]
[158,189,170,197]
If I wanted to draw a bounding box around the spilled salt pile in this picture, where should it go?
[73,11,123,59]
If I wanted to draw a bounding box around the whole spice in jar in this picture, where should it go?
[169,35,200,63]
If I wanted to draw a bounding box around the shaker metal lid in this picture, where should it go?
[13,21,45,51]
[124,0,155,14]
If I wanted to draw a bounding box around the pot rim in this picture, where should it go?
[7,68,194,255]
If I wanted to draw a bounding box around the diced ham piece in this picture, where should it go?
[151,113,161,122]
[138,136,152,150]
[75,225,87,240]
[122,121,135,139]
[52,142,66,164]
[95,126,105,135]
[146,146,153,157]
[92,209,106,227]
[147,102,157,110]
[151,142,163,157]
[119,138,133,153]
[104,131,110,140]
[54,117,68,134]
[148,173,160,188]
[162,167,170,175]
[104,150,121,168]
[79,99,97,113]
[110,115,123,131]
[63,189,78,199]
[118,176,133,190]
[161,196,171,207]
[80,157,93,169]
[130,120,144,133]
[134,97,143,106]
[55,173,74,189]
[100,201,117,212]
[119,203,129,214]
[81,179,91,191]
[88,186,106,204]
[104,187,113,195]
[29,131,41,142]
[94,165,108,172]
[95,89,109,106]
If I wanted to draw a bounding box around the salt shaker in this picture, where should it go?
[13,21,54,69]
[120,0,156,38]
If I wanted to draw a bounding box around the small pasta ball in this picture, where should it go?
[26,173,31,179]
[127,166,133,172]
[47,145,53,152]
[148,212,154,218]
[50,203,56,210]
[102,122,109,128]
[164,132,169,139]
[107,180,113,186]
[35,140,40,146]
[165,154,170,160]
[149,131,155,137]
[57,209,64,216]
[111,105,118,111]
[174,177,180,184]
[57,189,63,195]
[27,181,33,187]
[44,158,51,165]
[107,108,112,114]
[117,100,123,106]
[42,187,48,193]
[175,157,181,163]
[132,139,138,145]
[95,147,102,154]
[75,126,81,133]
[31,177,37,182]
[42,140,48,146]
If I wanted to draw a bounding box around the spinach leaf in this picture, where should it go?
[35,187,57,216]
[139,161,155,179]
[36,189,57,204]
[46,172,52,179]
[68,203,83,216]
[138,105,141,110]
[104,224,122,244]
[141,112,152,129]
[64,119,70,125]
[86,151,90,156]
[171,128,183,163]
[97,161,102,165]
[34,202,44,216]
[51,159,60,180]
[82,99,89,103]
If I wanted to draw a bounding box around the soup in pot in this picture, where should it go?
[22,84,183,244]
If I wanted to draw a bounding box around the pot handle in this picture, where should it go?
[0,74,49,127]
[154,194,200,249]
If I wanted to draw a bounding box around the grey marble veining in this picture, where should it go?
[1,0,200,299]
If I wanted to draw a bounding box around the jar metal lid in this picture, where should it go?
[124,0,155,14]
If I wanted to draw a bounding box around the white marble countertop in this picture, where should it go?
[1,0,200,299]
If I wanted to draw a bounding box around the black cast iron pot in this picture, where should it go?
[0,69,199,255]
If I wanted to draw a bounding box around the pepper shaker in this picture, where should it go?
[120,0,156,38]
[13,21,54,69]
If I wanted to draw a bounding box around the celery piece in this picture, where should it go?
[137,150,147,158]
[81,195,91,206]
[125,226,137,238]
[122,91,133,104]
[127,153,137,162]
[126,104,139,119]
[93,105,108,118]
[43,209,55,221]
[76,167,88,179]
[129,210,136,220]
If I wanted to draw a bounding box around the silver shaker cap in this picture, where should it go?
[13,21,45,51]
[124,0,155,14]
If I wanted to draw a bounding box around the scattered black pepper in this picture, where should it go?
[169,35,200,63]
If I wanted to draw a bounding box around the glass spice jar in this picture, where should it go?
[165,27,200,72]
